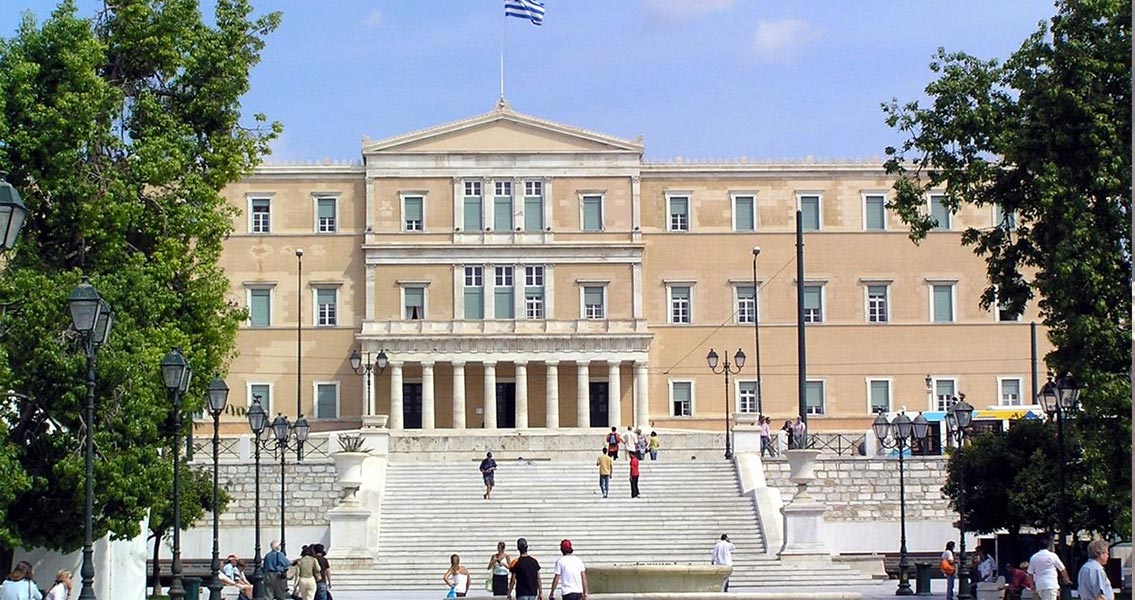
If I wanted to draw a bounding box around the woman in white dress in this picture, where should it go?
[44,571,71,600]
[443,554,470,598]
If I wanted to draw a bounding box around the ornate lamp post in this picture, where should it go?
[945,394,975,600]
[1037,373,1081,580]
[706,348,746,459]
[873,410,930,595]
[160,348,193,600]
[0,172,28,251]
[67,278,113,600]
[751,247,763,415]
[349,348,389,420]
[246,396,270,600]
[270,413,310,553]
[205,378,230,600]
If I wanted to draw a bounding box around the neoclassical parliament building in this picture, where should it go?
[211,103,1047,436]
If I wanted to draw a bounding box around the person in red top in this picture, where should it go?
[1003,562,1030,600]
[629,453,641,498]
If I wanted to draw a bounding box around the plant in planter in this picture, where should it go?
[336,433,369,454]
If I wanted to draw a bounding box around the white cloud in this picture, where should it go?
[363,9,382,29]
[751,18,821,63]
[643,0,734,20]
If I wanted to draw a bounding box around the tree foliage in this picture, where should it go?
[0,0,279,555]
[884,0,1131,537]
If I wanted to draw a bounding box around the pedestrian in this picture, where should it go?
[1,562,41,600]
[710,534,736,592]
[596,445,613,498]
[1077,539,1114,600]
[781,419,796,449]
[1004,561,1030,600]
[629,451,641,498]
[480,451,497,499]
[976,547,995,582]
[293,546,322,600]
[941,541,957,600]
[263,540,291,600]
[487,541,511,596]
[792,416,806,448]
[443,554,470,598]
[648,431,660,460]
[44,570,70,600]
[1027,535,1070,600]
[760,416,777,457]
[634,427,648,458]
[622,426,636,460]
[605,427,620,460]
[508,537,542,600]
[550,539,588,600]
[313,544,332,600]
[220,554,254,599]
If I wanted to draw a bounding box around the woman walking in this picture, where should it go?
[0,562,41,600]
[443,554,470,598]
[44,570,70,600]
[294,545,322,600]
[487,541,511,596]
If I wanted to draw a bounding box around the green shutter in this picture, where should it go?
[933,285,953,322]
[317,384,337,419]
[735,196,754,231]
[870,380,890,412]
[931,195,951,230]
[250,384,270,410]
[524,197,544,231]
[805,381,824,414]
[464,198,482,231]
[584,286,603,306]
[250,289,270,327]
[317,198,335,219]
[494,288,514,319]
[801,196,820,230]
[582,196,602,231]
[465,288,483,319]
[803,286,821,310]
[865,196,885,230]
[494,198,513,230]
[404,288,424,319]
[405,197,423,222]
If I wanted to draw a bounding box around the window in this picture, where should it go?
[464,266,484,319]
[315,288,337,326]
[463,180,483,231]
[929,194,952,230]
[999,378,1023,406]
[582,195,603,231]
[733,194,755,232]
[250,197,271,233]
[994,286,1021,322]
[493,181,513,231]
[803,284,824,323]
[523,180,544,231]
[864,194,887,230]
[494,266,514,319]
[403,195,424,231]
[799,194,821,231]
[932,378,957,411]
[868,379,891,414]
[805,380,825,415]
[736,285,756,324]
[249,383,271,414]
[315,382,338,419]
[524,266,545,319]
[738,381,757,414]
[867,284,889,323]
[931,283,955,323]
[668,195,689,231]
[583,286,605,319]
[248,287,272,327]
[404,287,425,320]
[671,381,692,417]
[316,197,337,233]
[993,204,1017,231]
[669,285,691,324]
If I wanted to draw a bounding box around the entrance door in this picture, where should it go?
[496,382,516,428]
[589,382,609,428]
[403,383,423,429]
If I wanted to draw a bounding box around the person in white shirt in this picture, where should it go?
[44,570,71,600]
[976,547,996,581]
[1027,535,1071,600]
[710,534,736,592]
[1077,540,1114,600]
[550,539,587,600]
[621,427,636,460]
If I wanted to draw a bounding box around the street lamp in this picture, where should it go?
[751,247,763,415]
[707,348,746,460]
[205,378,229,600]
[0,172,28,251]
[270,412,310,554]
[67,277,112,600]
[295,248,303,457]
[350,348,389,419]
[246,396,269,600]
[1037,372,1081,580]
[873,410,930,596]
[945,394,975,600]
[160,347,193,600]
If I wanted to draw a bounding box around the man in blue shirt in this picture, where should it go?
[1077,540,1114,600]
[262,540,291,600]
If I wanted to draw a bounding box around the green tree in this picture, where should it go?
[883,0,1131,538]
[0,0,279,565]
[148,462,231,594]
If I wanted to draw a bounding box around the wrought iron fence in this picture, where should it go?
[805,432,867,457]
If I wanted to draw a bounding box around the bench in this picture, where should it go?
[146,559,250,598]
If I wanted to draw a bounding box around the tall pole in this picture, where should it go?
[956,429,970,600]
[1055,405,1068,573]
[208,413,222,600]
[897,434,912,595]
[280,440,287,554]
[295,248,303,458]
[1030,322,1039,405]
[795,211,807,445]
[78,339,97,600]
[752,247,763,415]
[169,389,185,600]
[251,433,265,600]
[724,362,732,460]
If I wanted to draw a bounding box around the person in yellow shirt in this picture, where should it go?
[596,446,614,498]
[648,431,661,460]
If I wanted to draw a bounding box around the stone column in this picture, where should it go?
[452,361,467,429]
[545,361,560,428]
[576,360,590,429]
[483,362,497,429]
[421,361,435,430]
[515,361,529,429]
[389,362,404,430]
[634,361,649,428]
[607,360,622,429]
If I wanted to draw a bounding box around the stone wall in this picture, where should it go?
[763,456,952,522]
[212,461,340,528]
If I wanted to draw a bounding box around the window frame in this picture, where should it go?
[464,266,485,320]
[579,283,608,320]
[669,379,694,417]
[462,179,484,232]
[398,281,429,321]
[997,376,1026,407]
[866,377,893,414]
[993,285,1023,322]
[928,193,953,231]
[805,379,826,416]
[929,376,959,412]
[736,379,758,414]
[863,281,891,324]
[245,284,275,328]
[401,192,426,232]
[493,180,514,231]
[734,283,757,324]
[522,179,545,232]
[731,192,757,232]
[928,281,957,323]
[666,192,691,232]
[248,382,274,415]
[313,380,341,420]
[580,192,605,232]
[796,192,823,231]
[524,265,545,320]
[247,194,273,234]
[493,266,515,319]
[802,282,825,324]
[313,194,339,234]
[312,285,340,327]
[993,204,1017,231]
[862,192,888,231]
[667,283,694,324]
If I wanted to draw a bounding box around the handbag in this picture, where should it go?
[485,575,494,592]
[940,558,956,575]
[446,586,457,599]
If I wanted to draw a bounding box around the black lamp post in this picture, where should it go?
[873,410,930,596]
[160,347,193,600]
[67,277,113,600]
[707,348,746,460]
[350,348,389,420]
[205,378,230,600]
[0,172,28,251]
[269,412,310,555]
[1037,372,1081,585]
[751,247,763,415]
[945,394,975,600]
[246,396,270,600]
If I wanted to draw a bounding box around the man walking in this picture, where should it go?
[550,539,587,600]
[1028,535,1071,600]
[629,452,641,498]
[508,537,542,600]
[313,543,331,600]
[1077,540,1114,600]
[622,426,636,460]
[262,540,290,600]
[596,446,613,498]
[480,451,497,499]
[710,534,736,592]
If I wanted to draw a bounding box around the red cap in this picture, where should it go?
[560,539,573,553]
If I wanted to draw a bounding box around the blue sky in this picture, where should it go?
[3,1,1056,162]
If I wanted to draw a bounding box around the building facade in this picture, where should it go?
[207,104,1049,436]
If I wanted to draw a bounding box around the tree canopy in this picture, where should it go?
[0,0,279,556]
[884,0,1131,538]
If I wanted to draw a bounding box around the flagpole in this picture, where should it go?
[499,2,506,102]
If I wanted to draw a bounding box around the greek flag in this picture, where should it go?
[505,0,545,26]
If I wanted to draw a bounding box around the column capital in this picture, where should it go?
[421,360,435,369]
[544,360,559,368]
[575,359,590,367]
[515,360,528,369]
[451,360,466,368]
[483,360,498,368]
[607,359,621,367]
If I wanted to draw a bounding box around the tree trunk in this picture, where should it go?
[150,532,163,596]
[0,546,13,579]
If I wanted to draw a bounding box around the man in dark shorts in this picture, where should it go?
[480,451,497,499]
[508,537,542,600]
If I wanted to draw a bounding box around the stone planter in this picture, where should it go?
[785,449,821,484]
[361,414,388,429]
[587,564,732,594]
[332,451,369,503]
